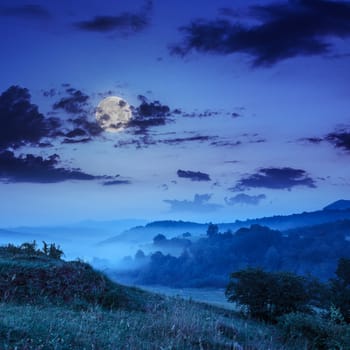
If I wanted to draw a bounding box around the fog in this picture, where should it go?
[0,219,149,269]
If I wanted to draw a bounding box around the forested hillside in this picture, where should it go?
[117,220,350,287]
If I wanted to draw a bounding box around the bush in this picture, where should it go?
[330,258,350,322]
[226,268,272,320]
[0,241,63,259]
[278,311,350,349]
[226,268,311,321]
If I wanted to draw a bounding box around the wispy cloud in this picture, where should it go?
[164,194,222,213]
[74,0,153,35]
[225,193,266,206]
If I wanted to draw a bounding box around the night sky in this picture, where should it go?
[1,0,350,226]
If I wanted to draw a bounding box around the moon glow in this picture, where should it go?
[96,96,132,132]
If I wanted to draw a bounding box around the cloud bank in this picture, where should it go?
[232,167,316,191]
[0,151,109,183]
[0,86,60,149]
[177,169,211,182]
[326,130,350,152]
[171,0,350,66]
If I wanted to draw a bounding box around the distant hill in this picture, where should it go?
[0,219,148,262]
[100,220,206,244]
[284,219,350,240]
[120,220,350,288]
[323,200,350,211]
[0,228,39,244]
[2,219,147,249]
[0,228,28,237]
[219,207,350,232]
[101,202,350,245]
[8,219,147,241]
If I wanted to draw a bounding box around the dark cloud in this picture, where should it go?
[326,130,350,152]
[181,109,242,119]
[171,0,350,66]
[161,135,216,145]
[103,179,131,186]
[300,137,324,144]
[42,88,57,98]
[115,139,143,149]
[232,167,316,191]
[0,85,60,148]
[136,99,170,117]
[224,160,240,164]
[114,133,217,149]
[177,169,211,182]
[128,98,172,135]
[75,14,148,33]
[65,128,88,138]
[225,193,266,206]
[0,4,51,20]
[62,137,92,144]
[74,0,152,35]
[53,88,90,115]
[115,135,157,149]
[50,87,103,141]
[69,116,103,137]
[302,128,350,152]
[0,151,114,184]
[126,95,242,137]
[210,140,242,147]
[125,95,242,138]
[164,194,222,213]
[38,142,53,148]
[182,110,220,118]
[210,133,265,147]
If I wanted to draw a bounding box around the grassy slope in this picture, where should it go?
[0,244,301,350]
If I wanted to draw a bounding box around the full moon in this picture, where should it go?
[95,96,132,132]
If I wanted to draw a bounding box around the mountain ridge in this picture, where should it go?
[100,200,350,244]
[323,199,350,211]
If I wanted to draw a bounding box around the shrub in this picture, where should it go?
[330,258,350,322]
[278,311,350,349]
[0,241,63,259]
[226,268,272,320]
[226,268,311,321]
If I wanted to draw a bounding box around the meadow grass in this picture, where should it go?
[0,296,306,350]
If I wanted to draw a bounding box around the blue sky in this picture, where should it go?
[1,0,350,226]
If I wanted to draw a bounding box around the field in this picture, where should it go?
[0,242,347,350]
[0,297,298,350]
[133,284,236,310]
